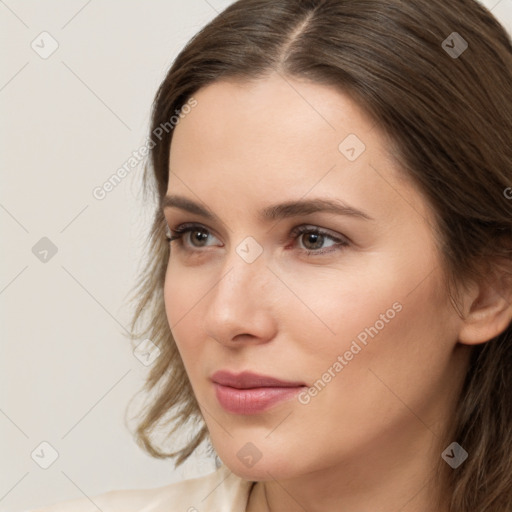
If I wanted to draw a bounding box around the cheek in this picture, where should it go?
[275,261,405,362]
[287,278,454,459]
[163,262,178,326]
[284,247,453,391]
[320,273,452,415]
[163,262,202,356]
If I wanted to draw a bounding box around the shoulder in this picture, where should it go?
[28,464,255,512]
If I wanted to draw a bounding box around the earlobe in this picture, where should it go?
[458,269,512,346]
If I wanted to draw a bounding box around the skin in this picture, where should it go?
[162,73,509,511]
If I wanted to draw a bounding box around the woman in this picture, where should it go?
[32,0,512,510]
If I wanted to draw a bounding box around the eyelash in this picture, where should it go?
[164,222,349,256]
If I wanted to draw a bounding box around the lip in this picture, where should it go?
[211,371,307,415]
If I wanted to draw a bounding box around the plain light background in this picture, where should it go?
[1,1,511,510]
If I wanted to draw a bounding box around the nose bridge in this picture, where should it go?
[213,242,268,308]
[203,240,276,343]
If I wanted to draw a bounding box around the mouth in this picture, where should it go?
[211,370,307,415]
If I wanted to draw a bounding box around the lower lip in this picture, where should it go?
[213,383,305,414]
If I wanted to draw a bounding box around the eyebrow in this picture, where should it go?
[161,195,374,222]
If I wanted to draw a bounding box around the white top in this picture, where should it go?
[29,464,255,512]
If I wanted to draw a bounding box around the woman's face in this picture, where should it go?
[163,73,470,481]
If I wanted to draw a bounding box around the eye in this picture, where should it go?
[290,225,349,256]
[165,222,349,256]
[165,222,221,249]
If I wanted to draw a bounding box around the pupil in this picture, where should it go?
[193,229,208,245]
[304,233,323,250]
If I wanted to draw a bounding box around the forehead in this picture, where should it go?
[171,74,376,158]
[167,74,432,227]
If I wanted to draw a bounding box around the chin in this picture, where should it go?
[219,451,301,482]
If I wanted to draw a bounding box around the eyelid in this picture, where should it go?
[165,218,219,235]
[288,224,350,245]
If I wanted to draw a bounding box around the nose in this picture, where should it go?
[202,248,278,347]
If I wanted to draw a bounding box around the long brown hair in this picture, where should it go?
[125,1,512,510]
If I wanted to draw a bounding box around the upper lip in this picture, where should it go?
[211,370,306,389]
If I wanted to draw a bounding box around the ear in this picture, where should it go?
[458,261,512,345]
